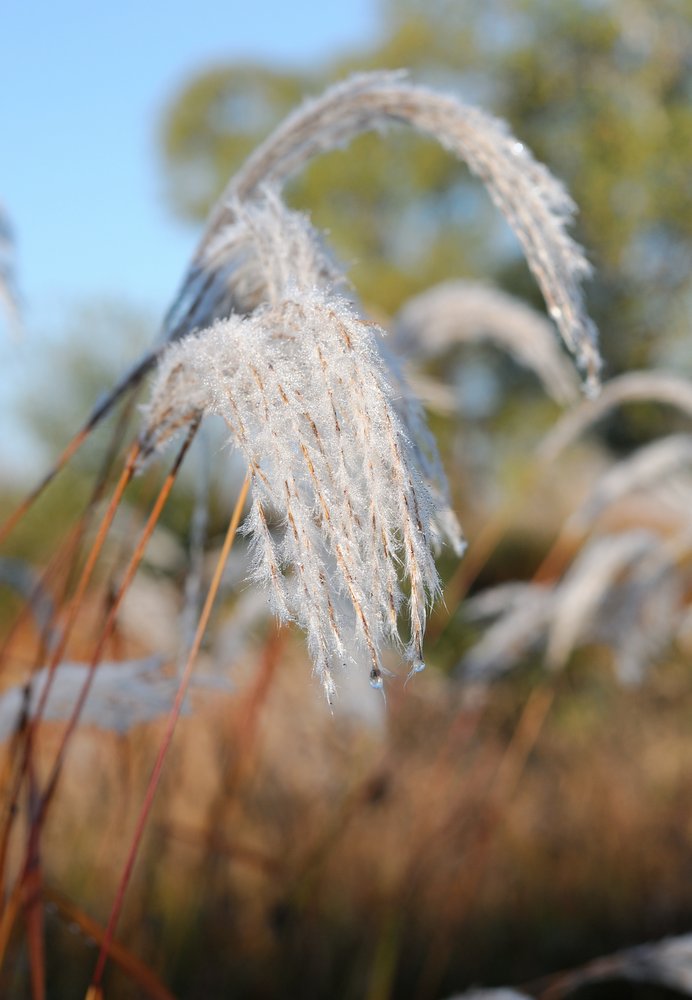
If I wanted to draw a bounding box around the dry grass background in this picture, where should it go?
[5,611,692,999]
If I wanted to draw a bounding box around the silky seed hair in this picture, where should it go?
[569,434,692,532]
[164,72,601,394]
[539,371,692,464]
[393,280,581,407]
[142,196,444,698]
[460,528,692,685]
[142,72,603,696]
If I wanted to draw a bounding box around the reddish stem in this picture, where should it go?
[89,473,251,993]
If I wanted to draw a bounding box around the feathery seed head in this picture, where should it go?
[143,71,602,696]
[142,198,446,696]
[166,73,602,393]
[394,281,581,407]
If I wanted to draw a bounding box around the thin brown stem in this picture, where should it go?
[0,443,140,913]
[39,429,197,816]
[33,442,141,723]
[0,430,195,973]
[45,886,175,1000]
[0,426,92,548]
[0,348,158,548]
[89,472,251,993]
[0,370,141,674]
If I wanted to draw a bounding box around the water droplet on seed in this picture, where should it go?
[405,658,426,685]
[369,669,383,690]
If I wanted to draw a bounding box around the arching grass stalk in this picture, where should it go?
[143,71,601,696]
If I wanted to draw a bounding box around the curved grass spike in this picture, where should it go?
[167,72,601,390]
[143,69,604,695]
[539,371,692,463]
[393,280,581,406]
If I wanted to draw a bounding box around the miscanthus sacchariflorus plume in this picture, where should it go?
[393,280,581,407]
[139,71,601,700]
[141,193,450,699]
[459,426,692,687]
[459,525,692,686]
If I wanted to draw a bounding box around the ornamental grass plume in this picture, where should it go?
[459,394,692,687]
[568,433,692,532]
[164,73,601,386]
[140,71,601,697]
[539,370,692,463]
[393,280,581,406]
[141,194,447,698]
[460,526,691,685]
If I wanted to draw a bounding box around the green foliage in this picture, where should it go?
[162,65,308,222]
[159,0,692,366]
[11,300,205,555]
[20,300,155,461]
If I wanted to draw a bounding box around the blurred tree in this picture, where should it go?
[12,300,238,550]
[20,300,155,462]
[3,302,164,558]
[160,0,691,375]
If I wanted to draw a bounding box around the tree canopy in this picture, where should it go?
[160,0,691,378]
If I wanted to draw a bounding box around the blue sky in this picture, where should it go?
[1,0,379,478]
[3,0,379,319]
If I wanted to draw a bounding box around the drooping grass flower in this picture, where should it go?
[142,195,447,697]
[460,527,691,685]
[539,371,692,463]
[165,72,601,390]
[393,280,581,407]
[568,434,692,532]
[142,72,601,697]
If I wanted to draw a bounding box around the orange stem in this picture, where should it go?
[89,472,251,993]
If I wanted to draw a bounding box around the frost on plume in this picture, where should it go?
[141,71,604,698]
[142,197,452,698]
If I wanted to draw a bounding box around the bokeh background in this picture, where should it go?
[2,1,692,998]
